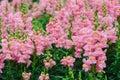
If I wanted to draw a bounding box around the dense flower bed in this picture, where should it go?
[0,0,120,80]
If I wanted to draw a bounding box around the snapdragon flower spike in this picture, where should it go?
[12,0,22,8]
[25,17,33,32]
[22,72,31,80]
[33,33,51,55]
[1,38,34,65]
[0,54,5,73]
[96,53,107,72]
[61,56,75,67]
[82,59,91,71]
[38,73,49,80]
[39,0,65,15]
[1,39,13,60]
[46,17,73,49]
[7,12,24,33]
[1,24,8,39]
[0,0,42,38]
[46,7,74,49]
[43,57,56,70]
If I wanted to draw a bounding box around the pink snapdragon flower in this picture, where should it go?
[0,54,5,73]
[39,0,58,15]
[82,59,91,71]
[33,34,51,55]
[105,27,117,43]
[114,6,120,16]
[61,56,75,67]
[1,38,34,65]
[74,47,82,58]
[1,24,8,39]
[25,17,33,32]
[38,73,49,80]
[12,0,22,7]
[43,57,56,70]
[22,72,31,80]
[7,12,24,33]
[96,54,107,72]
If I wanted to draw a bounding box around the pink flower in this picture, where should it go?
[105,27,117,43]
[33,34,50,55]
[44,62,51,70]
[43,57,56,70]
[4,53,13,60]
[64,40,73,49]
[72,36,84,47]
[96,60,106,72]
[17,55,29,63]
[26,60,32,68]
[82,59,91,71]
[26,17,33,31]
[7,12,24,33]
[32,11,41,18]
[114,6,120,16]
[83,44,94,53]
[0,54,5,73]
[61,56,75,67]
[1,25,8,39]
[94,43,108,51]
[1,38,34,64]
[39,0,58,15]
[39,0,49,11]
[102,16,115,27]
[84,37,97,45]
[88,54,97,64]
[55,37,66,48]
[12,0,22,7]
[74,47,82,58]
[38,73,49,80]
[22,72,31,80]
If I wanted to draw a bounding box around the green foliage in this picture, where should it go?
[20,3,28,14]
[94,10,100,29]
[7,30,28,39]
[32,0,39,2]
[32,13,51,32]
[0,61,26,80]
[105,17,120,80]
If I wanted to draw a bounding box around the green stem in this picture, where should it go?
[68,68,74,80]
[78,71,82,80]
[90,64,96,80]
[7,60,14,80]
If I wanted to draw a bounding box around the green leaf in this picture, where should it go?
[117,71,120,78]
[117,17,120,25]
[78,71,82,80]
[97,72,103,78]
[20,3,28,14]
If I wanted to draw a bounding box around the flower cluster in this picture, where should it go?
[0,54,5,73]
[32,33,51,55]
[1,38,34,64]
[38,73,49,80]
[43,57,56,70]
[61,56,75,67]
[0,0,51,73]
[0,0,119,79]
[22,72,31,80]
[46,0,119,72]
[39,0,66,15]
